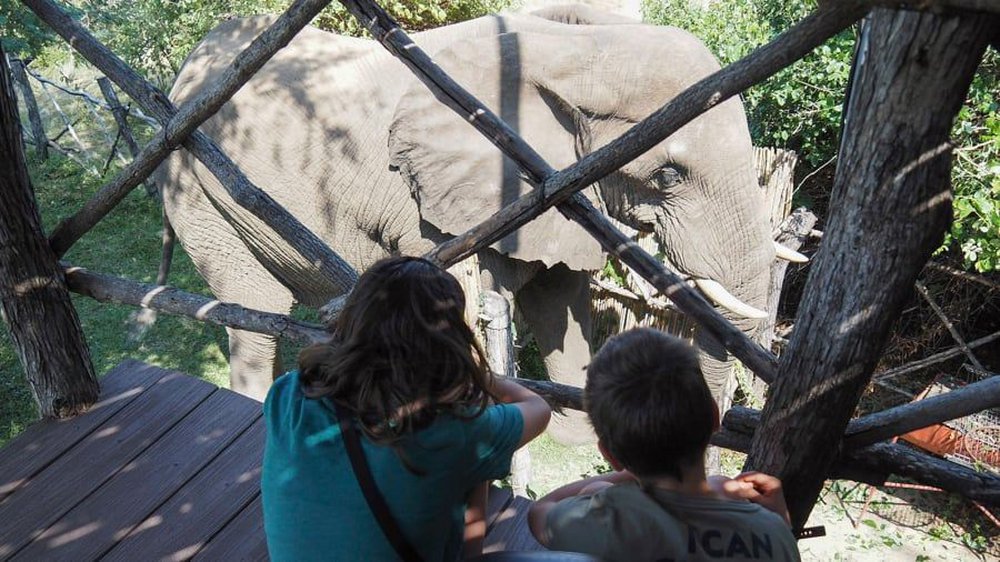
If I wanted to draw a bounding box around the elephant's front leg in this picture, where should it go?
[516,264,595,445]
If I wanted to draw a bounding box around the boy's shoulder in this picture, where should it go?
[547,483,799,561]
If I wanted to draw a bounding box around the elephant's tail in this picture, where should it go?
[156,207,176,287]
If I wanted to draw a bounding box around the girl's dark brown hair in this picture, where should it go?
[299,256,493,448]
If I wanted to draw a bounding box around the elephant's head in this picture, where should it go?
[388,20,774,405]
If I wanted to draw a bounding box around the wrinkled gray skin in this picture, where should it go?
[157,6,773,443]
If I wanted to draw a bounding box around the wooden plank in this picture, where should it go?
[484,494,544,553]
[0,369,214,558]
[486,485,515,534]
[105,418,265,561]
[0,360,167,502]
[193,495,268,561]
[15,388,261,560]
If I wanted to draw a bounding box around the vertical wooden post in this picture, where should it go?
[7,57,47,160]
[449,255,482,332]
[0,47,98,417]
[97,77,152,195]
[751,147,802,402]
[744,8,998,530]
[482,290,531,496]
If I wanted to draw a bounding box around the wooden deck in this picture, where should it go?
[0,360,543,560]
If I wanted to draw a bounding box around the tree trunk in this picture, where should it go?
[744,8,998,530]
[8,57,47,160]
[0,47,98,417]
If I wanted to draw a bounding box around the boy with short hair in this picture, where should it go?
[528,328,800,561]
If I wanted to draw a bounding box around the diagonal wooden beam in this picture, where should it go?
[25,0,357,295]
[843,373,1000,450]
[421,2,868,267]
[726,369,1000,452]
[340,0,868,383]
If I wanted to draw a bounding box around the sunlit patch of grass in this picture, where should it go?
[523,434,606,497]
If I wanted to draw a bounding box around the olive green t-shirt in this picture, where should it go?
[545,482,800,561]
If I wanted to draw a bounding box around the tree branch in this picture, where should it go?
[63,264,330,345]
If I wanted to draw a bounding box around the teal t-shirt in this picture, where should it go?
[261,371,524,562]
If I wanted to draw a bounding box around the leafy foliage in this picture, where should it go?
[12,0,517,86]
[643,0,854,168]
[0,0,71,59]
[946,51,1000,273]
[643,0,1000,272]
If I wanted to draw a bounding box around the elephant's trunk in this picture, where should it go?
[694,329,740,414]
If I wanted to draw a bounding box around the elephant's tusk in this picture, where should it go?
[694,279,769,320]
[774,241,809,263]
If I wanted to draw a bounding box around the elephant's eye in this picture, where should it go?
[653,167,683,187]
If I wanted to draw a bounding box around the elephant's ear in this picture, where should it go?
[388,32,605,271]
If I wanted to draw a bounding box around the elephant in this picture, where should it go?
[157,5,784,444]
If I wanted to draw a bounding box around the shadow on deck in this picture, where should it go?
[0,361,542,560]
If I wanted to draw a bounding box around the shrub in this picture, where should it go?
[5,0,517,86]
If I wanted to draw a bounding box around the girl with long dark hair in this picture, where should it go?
[262,256,551,561]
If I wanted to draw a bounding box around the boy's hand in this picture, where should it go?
[731,472,791,526]
[708,472,791,527]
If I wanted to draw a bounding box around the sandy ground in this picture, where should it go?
[799,488,998,561]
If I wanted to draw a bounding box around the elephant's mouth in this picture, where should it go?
[651,226,768,321]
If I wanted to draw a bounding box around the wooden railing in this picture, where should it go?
[2,0,998,530]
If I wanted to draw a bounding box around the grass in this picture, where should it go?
[1,153,230,448]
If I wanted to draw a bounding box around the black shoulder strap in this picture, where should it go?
[331,402,425,562]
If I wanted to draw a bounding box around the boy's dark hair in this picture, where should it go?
[585,328,716,481]
[298,256,493,447]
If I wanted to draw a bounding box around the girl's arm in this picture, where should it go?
[488,377,551,448]
[463,482,488,559]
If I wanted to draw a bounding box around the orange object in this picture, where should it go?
[900,424,962,457]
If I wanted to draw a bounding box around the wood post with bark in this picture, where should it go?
[0,48,98,417]
[481,291,531,496]
[63,265,330,345]
[97,77,152,196]
[743,8,999,530]
[7,57,47,160]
